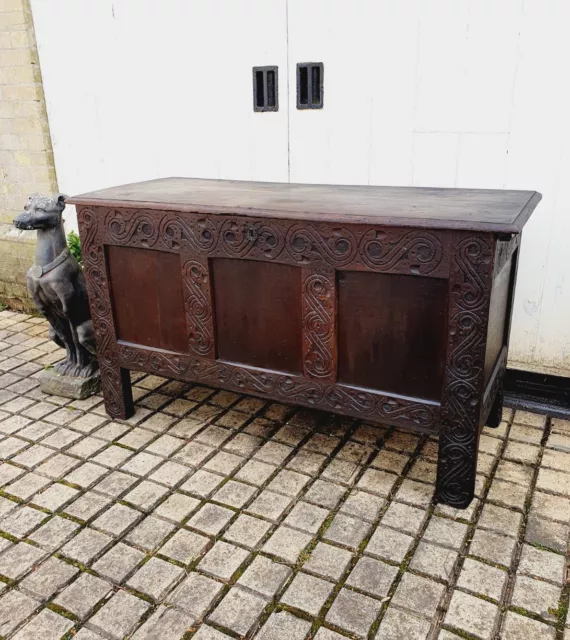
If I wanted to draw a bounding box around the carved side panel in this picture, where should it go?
[493,234,519,278]
[481,347,507,426]
[77,207,133,419]
[181,257,215,358]
[436,233,494,507]
[302,268,336,382]
[100,208,451,278]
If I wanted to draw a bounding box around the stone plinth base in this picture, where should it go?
[39,367,100,400]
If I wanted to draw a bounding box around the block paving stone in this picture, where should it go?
[223,513,272,549]
[281,572,334,616]
[88,589,150,639]
[256,611,312,640]
[0,542,47,579]
[0,505,48,537]
[93,541,145,583]
[456,558,508,601]
[208,587,267,636]
[0,589,40,637]
[125,515,176,550]
[0,312,567,640]
[346,556,398,598]
[305,541,353,581]
[132,605,195,640]
[159,527,209,564]
[262,525,312,563]
[27,516,80,551]
[445,590,499,639]
[54,571,112,619]
[127,556,185,600]
[92,502,141,535]
[168,572,224,617]
[238,555,292,598]
[326,588,383,638]
[11,608,74,640]
[376,607,430,640]
[198,541,250,580]
[19,556,78,600]
[60,527,112,564]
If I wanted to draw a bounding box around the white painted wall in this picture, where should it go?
[31,0,570,376]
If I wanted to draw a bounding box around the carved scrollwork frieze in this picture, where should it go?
[160,214,218,252]
[437,234,494,507]
[359,229,444,275]
[77,207,125,417]
[116,344,439,432]
[99,207,449,277]
[105,208,159,247]
[181,259,215,358]
[302,268,336,381]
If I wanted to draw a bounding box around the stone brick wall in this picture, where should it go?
[0,0,57,311]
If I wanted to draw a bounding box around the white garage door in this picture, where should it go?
[31,0,570,376]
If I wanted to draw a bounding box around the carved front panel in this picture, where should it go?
[79,204,457,433]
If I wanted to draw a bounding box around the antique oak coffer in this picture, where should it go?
[69,178,541,508]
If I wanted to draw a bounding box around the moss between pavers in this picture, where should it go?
[554,583,570,631]
[507,603,560,632]
[46,602,79,623]
[442,625,481,640]
[0,530,19,544]
[123,585,155,605]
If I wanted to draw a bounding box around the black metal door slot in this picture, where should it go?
[297,62,324,109]
[253,66,278,112]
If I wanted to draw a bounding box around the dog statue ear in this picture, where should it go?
[55,194,68,210]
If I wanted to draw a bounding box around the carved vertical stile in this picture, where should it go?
[302,267,337,382]
[181,255,215,358]
[436,232,494,508]
[77,207,133,419]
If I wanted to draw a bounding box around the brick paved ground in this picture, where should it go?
[0,309,568,640]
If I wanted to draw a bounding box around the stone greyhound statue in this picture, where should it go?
[14,194,98,378]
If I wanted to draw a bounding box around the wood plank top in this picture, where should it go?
[68,177,541,233]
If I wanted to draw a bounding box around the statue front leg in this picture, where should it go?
[48,324,65,350]
[42,308,76,375]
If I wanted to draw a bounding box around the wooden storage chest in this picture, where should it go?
[70,178,541,508]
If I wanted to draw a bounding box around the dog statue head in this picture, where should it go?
[14,193,68,231]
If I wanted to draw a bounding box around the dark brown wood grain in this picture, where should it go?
[337,271,448,400]
[75,177,540,509]
[68,177,541,233]
[212,258,303,374]
[484,258,512,383]
[107,245,187,353]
